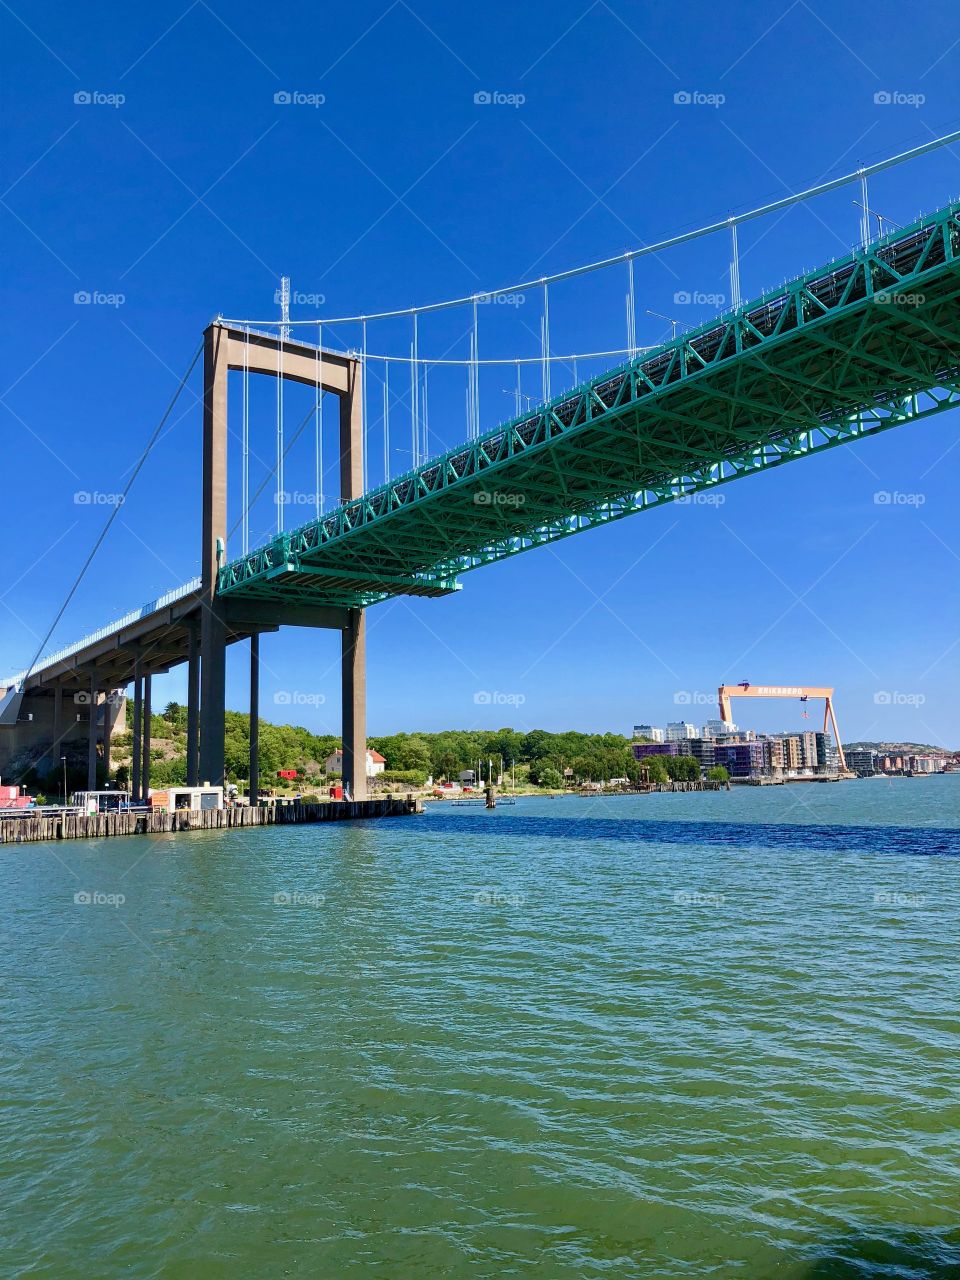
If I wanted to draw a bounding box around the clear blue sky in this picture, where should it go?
[1,0,958,747]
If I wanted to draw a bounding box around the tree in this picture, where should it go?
[163,702,188,733]
[151,756,187,785]
[538,766,562,789]
[707,765,729,782]
[371,733,433,774]
[436,751,460,782]
[400,735,433,774]
[483,729,524,768]
[645,756,670,783]
[664,755,699,782]
[521,730,553,761]
[570,752,593,783]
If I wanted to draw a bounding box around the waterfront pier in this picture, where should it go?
[0,796,422,846]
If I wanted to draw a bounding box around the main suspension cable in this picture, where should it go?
[219,127,960,329]
[20,341,204,686]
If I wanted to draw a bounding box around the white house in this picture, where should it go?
[324,748,386,778]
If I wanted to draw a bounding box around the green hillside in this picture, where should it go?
[108,705,645,788]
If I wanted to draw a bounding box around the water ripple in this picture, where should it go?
[2,782,959,1278]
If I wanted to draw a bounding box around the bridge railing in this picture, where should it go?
[1,577,201,689]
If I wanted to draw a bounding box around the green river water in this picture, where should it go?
[2,777,959,1278]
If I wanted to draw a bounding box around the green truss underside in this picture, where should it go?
[219,202,960,608]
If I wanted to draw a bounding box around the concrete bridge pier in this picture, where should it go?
[131,655,142,803]
[199,324,228,790]
[249,634,259,806]
[341,610,367,801]
[86,672,98,791]
[102,694,114,779]
[142,674,152,801]
[338,356,366,803]
[197,322,368,799]
[199,610,226,789]
[46,684,62,775]
[186,621,199,787]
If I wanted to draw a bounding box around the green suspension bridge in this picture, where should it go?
[219,199,960,608]
[3,131,960,800]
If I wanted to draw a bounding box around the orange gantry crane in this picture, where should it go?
[717,683,847,772]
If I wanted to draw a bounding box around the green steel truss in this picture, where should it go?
[218,201,960,608]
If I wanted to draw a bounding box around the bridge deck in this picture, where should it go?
[1,582,203,694]
[218,200,960,608]
[8,200,960,691]
[4,587,349,695]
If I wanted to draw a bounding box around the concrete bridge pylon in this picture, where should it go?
[198,322,368,801]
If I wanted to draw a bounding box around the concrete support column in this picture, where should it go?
[142,674,152,801]
[200,615,226,787]
[86,673,98,791]
[341,609,367,801]
[200,324,229,788]
[338,360,364,499]
[103,695,114,779]
[249,634,259,806]
[51,684,62,773]
[339,359,366,803]
[131,660,142,803]
[186,621,200,787]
